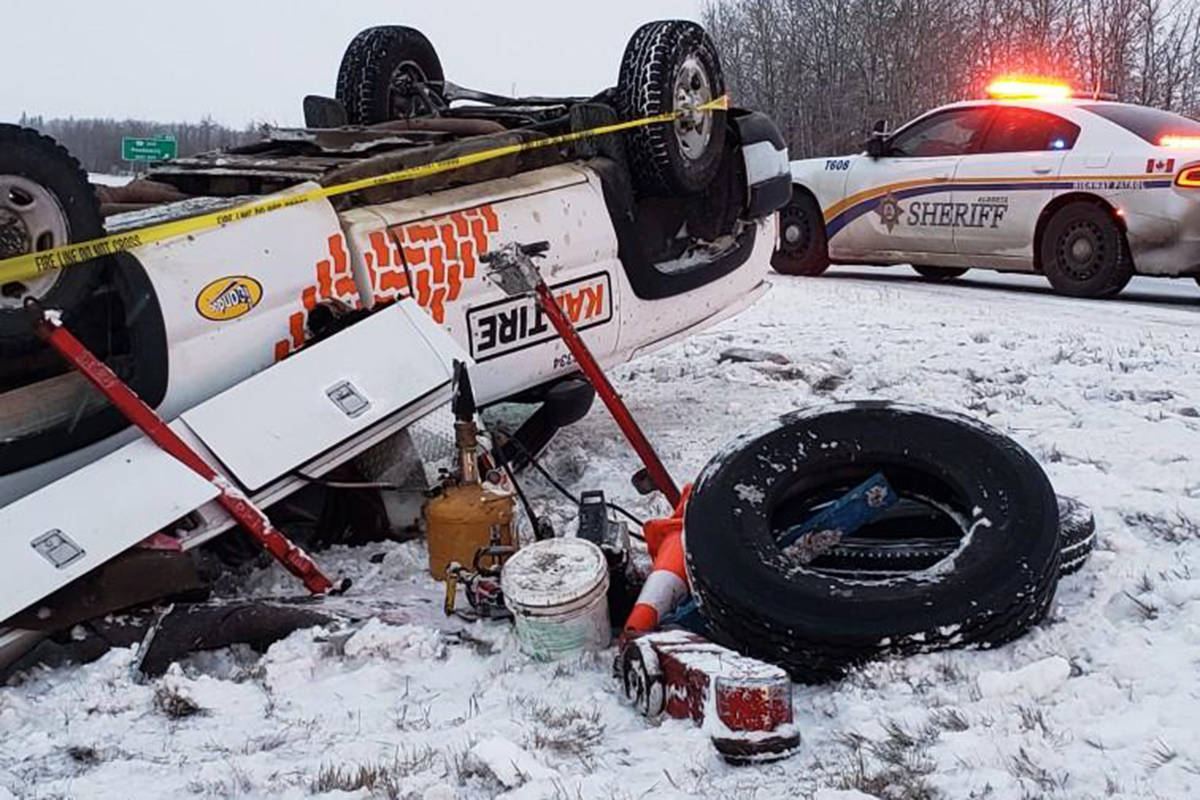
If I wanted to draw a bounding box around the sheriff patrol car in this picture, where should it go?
[773,79,1200,298]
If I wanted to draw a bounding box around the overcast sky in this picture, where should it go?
[2,0,702,128]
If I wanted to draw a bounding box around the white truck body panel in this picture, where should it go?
[0,437,219,622]
[180,301,457,492]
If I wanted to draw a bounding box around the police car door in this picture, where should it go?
[833,107,992,261]
[953,106,1077,265]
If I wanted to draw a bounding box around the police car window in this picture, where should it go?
[981,108,1080,152]
[888,109,992,157]
[1081,104,1200,144]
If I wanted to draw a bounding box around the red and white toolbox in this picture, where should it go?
[616,630,800,764]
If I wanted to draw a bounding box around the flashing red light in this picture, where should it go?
[1160,135,1200,149]
[985,78,1072,101]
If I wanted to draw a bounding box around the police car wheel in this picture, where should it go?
[336,26,445,124]
[912,266,967,281]
[771,195,829,276]
[684,402,1061,683]
[0,125,105,355]
[1040,202,1133,299]
[617,20,727,195]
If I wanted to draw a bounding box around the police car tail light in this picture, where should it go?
[985,78,1072,101]
[1160,135,1200,149]
[1175,165,1200,188]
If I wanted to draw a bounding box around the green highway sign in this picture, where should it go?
[121,136,177,161]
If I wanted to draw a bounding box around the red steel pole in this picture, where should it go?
[532,282,682,507]
[33,312,337,595]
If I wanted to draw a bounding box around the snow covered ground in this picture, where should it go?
[87,174,134,187]
[3,270,1200,799]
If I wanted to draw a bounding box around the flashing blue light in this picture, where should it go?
[1051,139,1066,149]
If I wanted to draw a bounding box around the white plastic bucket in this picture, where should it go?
[502,537,611,659]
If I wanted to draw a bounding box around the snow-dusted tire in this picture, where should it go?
[913,265,967,280]
[0,125,104,353]
[685,402,1061,683]
[336,26,444,125]
[1057,495,1095,577]
[1040,202,1133,298]
[616,20,727,195]
[772,193,829,276]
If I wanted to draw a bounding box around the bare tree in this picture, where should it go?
[17,115,257,175]
[705,0,1200,158]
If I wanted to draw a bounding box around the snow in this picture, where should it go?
[88,174,133,187]
[977,655,1071,699]
[4,271,1200,798]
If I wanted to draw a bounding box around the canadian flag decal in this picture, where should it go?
[1146,157,1176,173]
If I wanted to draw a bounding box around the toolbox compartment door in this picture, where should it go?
[0,437,220,624]
[180,301,464,492]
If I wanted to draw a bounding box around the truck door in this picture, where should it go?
[953,106,1078,263]
[830,107,993,261]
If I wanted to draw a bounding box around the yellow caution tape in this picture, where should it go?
[0,95,731,285]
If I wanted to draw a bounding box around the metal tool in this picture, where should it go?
[481,242,681,507]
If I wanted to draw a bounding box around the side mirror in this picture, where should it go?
[864,120,890,159]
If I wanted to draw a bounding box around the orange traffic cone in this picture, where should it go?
[624,485,693,633]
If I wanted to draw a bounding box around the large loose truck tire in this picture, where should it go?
[684,402,1061,683]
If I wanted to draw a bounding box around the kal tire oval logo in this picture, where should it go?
[195,276,263,321]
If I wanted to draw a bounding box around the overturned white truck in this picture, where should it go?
[0,21,789,669]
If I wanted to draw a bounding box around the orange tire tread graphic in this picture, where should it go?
[272,204,500,360]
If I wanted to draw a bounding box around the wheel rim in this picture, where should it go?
[0,175,68,310]
[673,54,714,162]
[386,60,432,119]
[779,206,812,257]
[1056,220,1107,281]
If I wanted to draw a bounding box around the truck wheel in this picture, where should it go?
[771,194,829,276]
[617,20,727,195]
[1040,202,1133,298]
[336,26,444,125]
[684,402,1061,683]
[913,265,967,280]
[0,125,104,354]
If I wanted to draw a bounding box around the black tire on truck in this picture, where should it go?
[771,193,829,276]
[0,125,105,355]
[1039,202,1133,298]
[912,265,967,280]
[616,20,727,196]
[336,26,445,125]
[684,402,1061,683]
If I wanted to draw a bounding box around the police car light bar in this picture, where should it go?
[985,78,1072,101]
[1161,135,1200,149]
